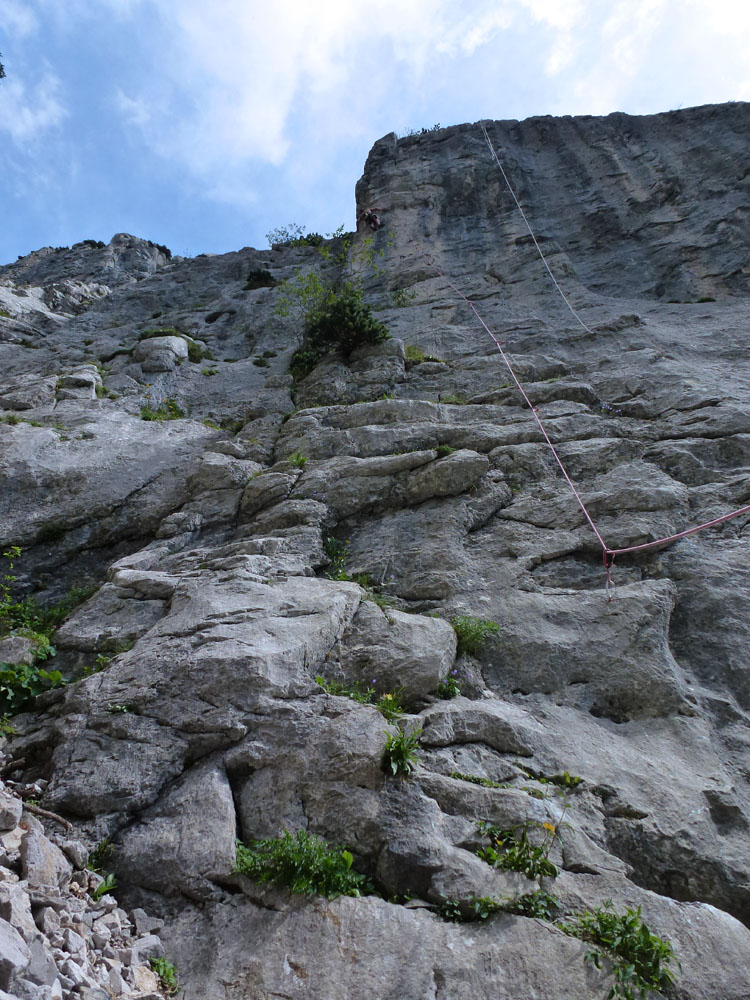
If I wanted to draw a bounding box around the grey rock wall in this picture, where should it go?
[1,103,750,999]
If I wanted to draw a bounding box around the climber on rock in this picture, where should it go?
[358,207,383,232]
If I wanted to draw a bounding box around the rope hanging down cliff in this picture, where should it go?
[413,125,750,588]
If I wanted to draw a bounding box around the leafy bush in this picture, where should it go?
[289,283,389,381]
[436,895,504,922]
[266,224,323,248]
[450,615,500,656]
[391,288,417,308]
[404,344,426,363]
[509,889,560,920]
[288,451,307,469]
[244,268,277,290]
[0,546,22,612]
[435,444,455,458]
[289,346,324,382]
[383,726,422,777]
[276,229,390,382]
[0,661,64,715]
[561,902,677,1000]
[146,239,172,260]
[400,123,442,137]
[1,582,96,638]
[0,548,97,713]
[150,958,179,996]
[373,690,405,721]
[235,830,372,899]
[438,889,560,923]
[476,821,558,879]
[306,286,388,357]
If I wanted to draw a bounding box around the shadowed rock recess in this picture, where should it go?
[1,103,749,999]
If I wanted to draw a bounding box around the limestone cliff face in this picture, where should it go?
[1,104,750,1000]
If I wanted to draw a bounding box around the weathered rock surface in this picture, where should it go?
[2,102,750,999]
[0,775,175,999]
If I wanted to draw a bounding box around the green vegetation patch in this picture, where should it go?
[449,770,509,789]
[383,726,422,777]
[289,284,389,381]
[561,902,678,1000]
[266,224,324,248]
[140,398,185,421]
[509,889,560,920]
[315,675,404,721]
[516,763,583,791]
[435,895,505,922]
[244,268,278,290]
[150,958,179,996]
[235,830,372,899]
[404,344,445,365]
[476,821,559,879]
[450,615,500,656]
[273,227,391,382]
[0,661,64,715]
[436,670,461,698]
[0,547,97,714]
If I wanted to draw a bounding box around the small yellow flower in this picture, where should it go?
[383,693,393,701]
[542,822,556,834]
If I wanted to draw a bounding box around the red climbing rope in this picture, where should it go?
[413,242,609,556]
[413,242,750,584]
[406,125,750,588]
[606,505,750,559]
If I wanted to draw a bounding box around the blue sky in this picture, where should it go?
[1,0,749,265]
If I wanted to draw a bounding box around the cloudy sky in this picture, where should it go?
[1,0,748,265]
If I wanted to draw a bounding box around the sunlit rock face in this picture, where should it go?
[2,102,750,1000]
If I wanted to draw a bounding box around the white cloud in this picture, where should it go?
[115,90,152,129]
[2,0,40,36]
[111,0,522,180]
[561,0,670,114]
[50,0,746,209]
[686,0,750,33]
[0,72,67,144]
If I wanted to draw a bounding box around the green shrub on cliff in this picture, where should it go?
[560,902,678,1000]
[274,228,390,381]
[235,830,372,899]
[450,614,500,656]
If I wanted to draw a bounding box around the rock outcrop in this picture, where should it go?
[0,773,172,999]
[1,102,750,999]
